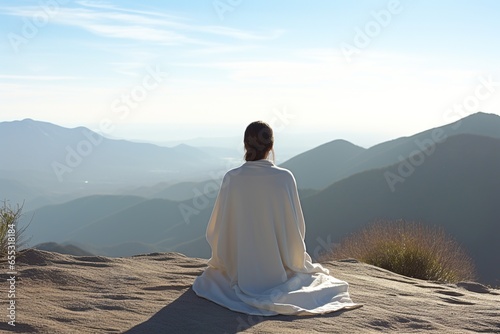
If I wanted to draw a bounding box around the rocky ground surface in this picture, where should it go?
[0,249,499,333]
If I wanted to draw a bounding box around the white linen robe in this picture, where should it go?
[192,159,359,315]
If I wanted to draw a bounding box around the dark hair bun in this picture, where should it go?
[244,121,274,161]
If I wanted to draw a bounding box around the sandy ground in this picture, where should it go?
[0,249,499,333]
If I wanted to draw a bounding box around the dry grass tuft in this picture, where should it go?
[320,220,476,283]
[1,201,30,257]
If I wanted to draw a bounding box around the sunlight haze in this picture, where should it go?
[1,0,500,147]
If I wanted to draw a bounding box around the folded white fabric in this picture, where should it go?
[193,159,359,315]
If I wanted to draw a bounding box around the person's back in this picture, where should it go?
[213,160,311,294]
[193,121,360,315]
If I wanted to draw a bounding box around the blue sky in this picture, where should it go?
[1,0,500,147]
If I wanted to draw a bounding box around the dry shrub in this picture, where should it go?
[1,201,30,257]
[321,220,476,283]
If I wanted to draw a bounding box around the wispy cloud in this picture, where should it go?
[75,0,188,21]
[2,2,283,45]
[83,23,192,44]
[109,62,149,77]
[0,74,80,81]
[172,50,482,87]
[189,44,260,55]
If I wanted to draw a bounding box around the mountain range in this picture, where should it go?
[282,112,500,189]
[5,112,500,285]
[300,133,500,284]
[0,118,225,210]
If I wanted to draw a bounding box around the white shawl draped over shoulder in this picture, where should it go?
[192,159,359,315]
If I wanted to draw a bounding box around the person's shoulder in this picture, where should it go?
[222,161,295,182]
[272,164,293,175]
[271,164,297,183]
[220,163,245,184]
[225,164,244,177]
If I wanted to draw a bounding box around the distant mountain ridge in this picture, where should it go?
[280,140,366,189]
[281,112,500,189]
[0,118,223,209]
[0,118,216,180]
[23,194,212,257]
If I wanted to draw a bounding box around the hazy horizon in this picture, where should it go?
[2,116,408,150]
